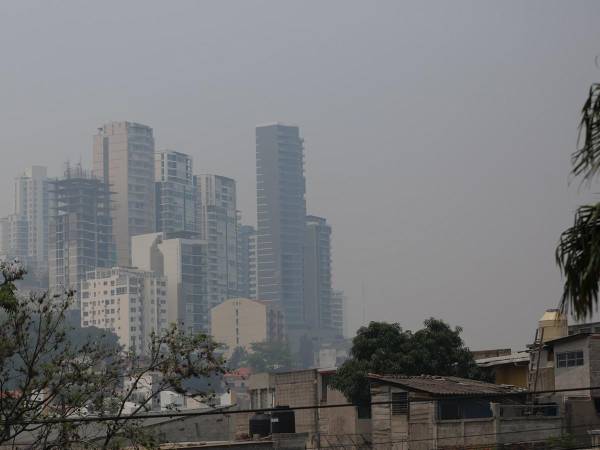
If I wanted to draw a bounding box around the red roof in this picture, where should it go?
[225,367,252,379]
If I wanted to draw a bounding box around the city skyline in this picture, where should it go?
[2,1,600,351]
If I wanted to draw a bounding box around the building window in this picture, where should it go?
[391,392,408,415]
[556,350,584,368]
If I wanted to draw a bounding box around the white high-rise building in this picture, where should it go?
[80,267,168,354]
[93,122,155,266]
[132,232,208,334]
[13,166,49,279]
[155,150,197,234]
[195,175,238,311]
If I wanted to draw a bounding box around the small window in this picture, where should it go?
[392,392,408,415]
[556,350,584,368]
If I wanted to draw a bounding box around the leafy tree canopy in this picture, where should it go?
[240,341,293,373]
[331,318,484,405]
[227,346,249,370]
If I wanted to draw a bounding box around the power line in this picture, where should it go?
[4,384,600,426]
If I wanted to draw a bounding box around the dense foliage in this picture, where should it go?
[331,318,484,406]
[228,341,293,373]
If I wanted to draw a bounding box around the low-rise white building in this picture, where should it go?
[80,267,168,354]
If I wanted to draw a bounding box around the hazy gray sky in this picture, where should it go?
[2,0,600,350]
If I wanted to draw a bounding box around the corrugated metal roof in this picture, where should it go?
[368,374,525,396]
[475,352,530,368]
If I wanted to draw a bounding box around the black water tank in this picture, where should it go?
[249,413,271,437]
[271,406,295,434]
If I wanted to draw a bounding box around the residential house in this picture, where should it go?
[368,374,562,450]
[535,333,600,443]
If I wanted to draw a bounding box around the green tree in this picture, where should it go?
[243,341,292,373]
[227,346,249,370]
[0,261,224,449]
[331,319,484,406]
[556,83,600,319]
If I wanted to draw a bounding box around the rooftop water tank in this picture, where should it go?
[249,413,271,437]
[538,309,567,343]
[271,406,295,434]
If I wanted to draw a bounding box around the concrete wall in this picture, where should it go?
[408,402,435,450]
[319,387,359,436]
[273,370,317,434]
[273,370,361,446]
[148,412,235,444]
[370,383,411,449]
[564,398,600,447]
[436,419,495,449]
[496,417,562,445]
[590,336,600,396]
[370,382,393,446]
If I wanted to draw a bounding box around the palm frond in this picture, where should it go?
[556,203,600,319]
[571,83,600,183]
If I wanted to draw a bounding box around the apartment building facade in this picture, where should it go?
[155,150,197,234]
[81,267,168,354]
[132,231,208,334]
[195,174,238,310]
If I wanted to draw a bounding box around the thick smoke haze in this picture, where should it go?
[1,0,600,350]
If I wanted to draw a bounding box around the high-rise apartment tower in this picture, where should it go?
[195,174,238,310]
[155,150,197,234]
[255,123,307,334]
[304,215,333,333]
[93,122,155,266]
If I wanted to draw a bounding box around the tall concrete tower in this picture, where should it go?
[93,122,155,265]
[255,123,307,335]
[304,215,332,333]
